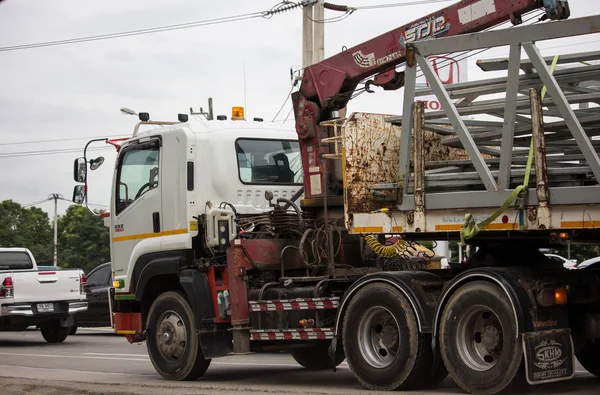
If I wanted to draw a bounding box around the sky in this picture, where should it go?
[1,0,599,218]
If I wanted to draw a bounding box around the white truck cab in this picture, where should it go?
[74,115,303,296]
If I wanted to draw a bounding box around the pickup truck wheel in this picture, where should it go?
[342,283,434,391]
[146,291,211,381]
[440,281,523,395]
[576,340,600,377]
[291,342,345,370]
[41,320,70,343]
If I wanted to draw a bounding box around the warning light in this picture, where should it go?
[502,215,509,224]
[232,106,245,120]
[555,288,568,305]
[537,287,568,306]
[559,232,569,240]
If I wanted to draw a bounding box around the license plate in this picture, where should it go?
[523,329,575,385]
[37,303,54,313]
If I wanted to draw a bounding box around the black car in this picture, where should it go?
[70,262,112,334]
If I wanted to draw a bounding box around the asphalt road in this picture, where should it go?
[0,328,597,395]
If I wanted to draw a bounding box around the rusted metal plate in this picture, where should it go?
[342,112,472,216]
[239,239,303,270]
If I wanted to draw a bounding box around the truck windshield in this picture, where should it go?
[236,139,302,185]
[0,252,34,270]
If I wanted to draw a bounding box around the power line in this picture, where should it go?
[0,134,125,147]
[0,146,110,160]
[0,1,306,53]
[22,197,108,209]
[22,198,51,208]
[354,0,454,10]
[272,84,296,122]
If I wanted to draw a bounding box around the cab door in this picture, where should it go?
[110,137,162,290]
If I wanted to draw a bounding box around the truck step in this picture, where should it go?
[249,297,340,312]
[250,328,335,341]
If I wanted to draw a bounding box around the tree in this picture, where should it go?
[58,205,110,273]
[0,200,53,265]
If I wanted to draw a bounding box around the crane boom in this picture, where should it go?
[298,0,569,111]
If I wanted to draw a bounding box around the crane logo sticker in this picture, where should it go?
[353,51,376,68]
[400,12,451,47]
[114,224,124,233]
[352,50,402,69]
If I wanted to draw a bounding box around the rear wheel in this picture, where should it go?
[41,320,70,343]
[69,325,78,335]
[440,281,523,395]
[342,283,437,391]
[576,340,600,377]
[146,291,211,381]
[291,341,345,370]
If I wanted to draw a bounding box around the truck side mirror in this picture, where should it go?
[74,157,87,183]
[73,185,86,204]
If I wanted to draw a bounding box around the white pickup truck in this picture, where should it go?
[0,247,88,343]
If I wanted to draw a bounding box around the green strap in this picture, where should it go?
[460,55,560,244]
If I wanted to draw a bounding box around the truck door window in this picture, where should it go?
[115,141,160,214]
[235,139,303,185]
[0,252,34,270]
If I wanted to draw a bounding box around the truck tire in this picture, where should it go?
[146,291,211,381]
[342,283,434,391]
[576,341,600,377]
[291,342,345,370]
[69,325,77,335]
[41,320,70,343]
[439,281,523,395]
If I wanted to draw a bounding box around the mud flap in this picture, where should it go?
[522,329,575,385]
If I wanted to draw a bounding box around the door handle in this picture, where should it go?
[153,212,160,233]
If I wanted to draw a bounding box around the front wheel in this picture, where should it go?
[576,340,600,377]
[146,291,211,381]
[41,320,70,343]
[342,283,438,391]
[439,281,523,395]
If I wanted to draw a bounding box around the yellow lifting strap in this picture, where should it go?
[460,54,560,244]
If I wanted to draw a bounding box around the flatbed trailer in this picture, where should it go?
[71,2,600,395]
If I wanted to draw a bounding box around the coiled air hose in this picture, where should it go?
[364,234,432,258]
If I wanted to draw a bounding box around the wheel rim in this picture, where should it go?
[456,305,504,372]
[358,306,400,369]
[156,310,187,361]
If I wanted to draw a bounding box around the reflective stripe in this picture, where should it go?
[112,228,188,242]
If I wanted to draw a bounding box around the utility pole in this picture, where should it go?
[313,0,325,63]
[49,193,63,267]
[302,1,314,67]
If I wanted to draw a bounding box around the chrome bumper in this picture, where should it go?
[1,300,88,317]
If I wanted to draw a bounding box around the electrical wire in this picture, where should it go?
[0,1,304,53]
[354,0,454,10]
[271,84,296,122]
[22,198,51,208]
[283,107,294,123]
[0,134,125,147]
[0,146,110,159]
